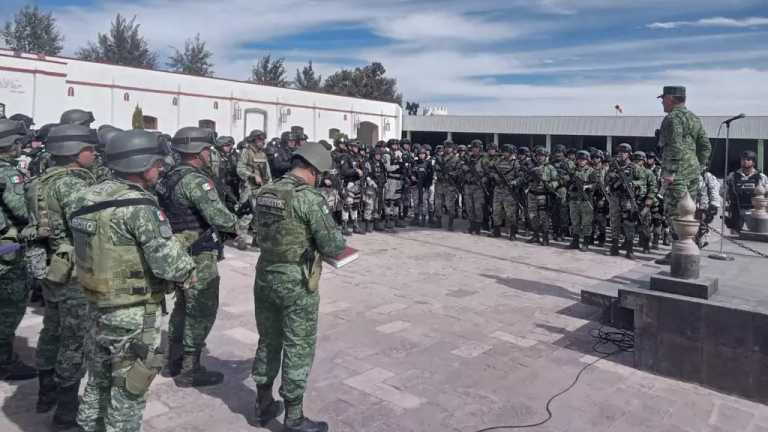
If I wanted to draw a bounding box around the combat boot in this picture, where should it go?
[609,238,620,256]
[365,221,373,233]
[641,235,651,254]
[352,221,363,234]
[432,216,442,229]
[662,231,670,246]
[491,227,501,238]
[542,232,550,246]
[567,236,580,249]
[162,340,183,378]
[385,217,396,233]
[395,217,407,228]
[580,236,589,252]
[254,383,284,427]
[652,232,660,250]
[509,225,517,241]
[175,351,224,388]
[597,232,606,248]
[0,348,37,381]
[625,241,636,260]
[341,222,352,236]
[526,232,540,244]
[374,219,385,231]
[447,216,455,231]
[36,369,57,413]
[52,381,80,429]
[284,399,329,432]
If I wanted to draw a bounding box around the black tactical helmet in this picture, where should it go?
[487,142,499,151]
[246,129,266,142]
[60,109,95,126]
[97,125,123,151]
[400,138,411,146]
[435,144,444,152]
[0,119,28,148]
[632,151,646,161]
[553,144,566,154]
[534,146,548,156]
[292,141,333,173]
[215,136,235,148]
[517,146,531,156]
[576,150,590,160]
[35,123,57,141]
[647,152,658,160]
[742,150,757,161]
[9,114,34,129]
[171,127,215,154]
[566,147,577,156]
[591,150,605,160]
[470,139,483,149]
[348,139,360,148]
[46,124,98,156]
[106,129,166,173]
[616,143,633,154]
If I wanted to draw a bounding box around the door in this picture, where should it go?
[244,108,268,139]
[357,121,379,147]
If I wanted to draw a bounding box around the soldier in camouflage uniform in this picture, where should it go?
[550,145,575,241]
[157,127,237,387]
[0,119,36,382]
[656,86,711,265]
[526,147,559,245]
[590,150,609,247]
[462,140,488,235]
[436,142,463,231]
[251,141,346,432]
[383,140,404,231]
[236,130,271,250]
[567,150,598,251]
[632,151,659,254]
[412,145,434,226]
[70,130,195,432]
[399,139,417,223]
[60,109,112,183]
[339,140,365,235]
[645,152,667,248]
[489,144,522,240]
[21,125,99,427]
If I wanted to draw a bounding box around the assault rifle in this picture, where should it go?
[570,175,594,210]
[609,160,639,214]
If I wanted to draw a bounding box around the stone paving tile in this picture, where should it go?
[4,229,768,432]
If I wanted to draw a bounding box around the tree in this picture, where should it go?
[322,62,401,104]
[1,5,64,55]
[294,61,322,90]
[76,14,157,68]
[167,33,214,77]
[132,105,144,129]
[405,101,420,116]
[249,54,288,87]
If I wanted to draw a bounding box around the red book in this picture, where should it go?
[324,246,359,269]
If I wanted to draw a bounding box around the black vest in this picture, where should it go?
[734,171,761,210]
[157,166,210,233]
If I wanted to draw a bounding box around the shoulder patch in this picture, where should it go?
[157,209,167,222]
[256,195,286,209]
[202,181,214,191]
[10,175,23,184]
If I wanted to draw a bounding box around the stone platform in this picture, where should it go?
[5,224,768,432]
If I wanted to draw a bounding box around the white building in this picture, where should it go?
[0,49,402,145]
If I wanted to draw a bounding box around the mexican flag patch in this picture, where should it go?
[10,175,23,184]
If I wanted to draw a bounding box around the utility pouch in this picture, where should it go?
[124,357,157,396]
[46,244,75,284]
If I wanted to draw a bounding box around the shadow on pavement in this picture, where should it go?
[480,274,581,302]
[2,336,50,432]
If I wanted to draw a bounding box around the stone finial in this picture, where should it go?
[676,191,697,221]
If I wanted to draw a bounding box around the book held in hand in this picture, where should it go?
[324,246,359,269]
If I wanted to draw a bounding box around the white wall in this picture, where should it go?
[0,50,402,142]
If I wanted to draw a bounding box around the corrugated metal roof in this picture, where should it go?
[404,115,768,139]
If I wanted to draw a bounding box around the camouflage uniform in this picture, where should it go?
[526,151,559,245]
[590,152,610,247]
[462,146,487,234]
[382,145,404,230]
[439,152,463,230]
[252,173,345,426]
[550,149,575,240]
[236,139,271,246]
[70,177,195,432]
[489,149,523,239]
[567,154,598,249]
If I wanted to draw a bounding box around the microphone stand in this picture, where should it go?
[709,115,743,261]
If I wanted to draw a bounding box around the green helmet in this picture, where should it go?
[215,136,235,148]
[517,146,530,156]
[501,144,516,154]
[591,150,605,160]
[97,125,123,151]
[457,145,467,152]
[616,143,633,154]
[553,144,566,154]
[487,142,499,151]
[60,109,95,126]
[534,146,548,156]
[400,138,411,146]
[106,129,166,173]
[246,129,266,142]
[171,127,215,154]
[576,150,590,160]
[470,139,483,149]
[632,151,646,161]
[46,124,98,156]
[0,119,28,148]
[443,140,454,147]
[292,141,333,173]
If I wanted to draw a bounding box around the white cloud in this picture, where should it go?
[648,16,768,29]
[370,12,524,44]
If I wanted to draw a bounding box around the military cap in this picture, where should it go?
[487,142,499,151]
[348,139,360,147]
[376,140,386,147]
[171,127,215,154]
[387,139,400,146]
[553,144,566,154]
[632,151,646,161]
[534,146,548,156]
[470,139,483,149]
[616,143,633,153]
[335,134,350,146]
[457,144,467,152]
[657,86,686,99]
[292,141,333,173]
[501,144,515,154]
[576,150,590,160]
[517,146,531,156]
[0,119,28,148]
[60,109,95,126]
[742,150,757,161]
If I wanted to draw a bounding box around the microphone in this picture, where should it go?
[722,113,746,125]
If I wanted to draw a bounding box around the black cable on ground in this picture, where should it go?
[469,326,634,432]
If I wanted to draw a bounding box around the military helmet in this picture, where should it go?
[246,129,266,142]
[443,140,454,147]
[534,146,548,156]
[632,151,646,161]
[348,139,360,148]
[335,135,349,146]
[647,151,658,160]
[457,144,467,152]
[0,119,28,148]
[292,141,333,173]
[553,144,566,154]
[45,124,98,156]
[517,146,530,156]
[501,144,516,154]
[470,139,483,149]
[171,127,215,154]
[566,147,577,156]
[576,150,590,160]
[97,125,123,151]
[742,150,757,161]
[400,138,411,146]
[9,113,34,129]
[35,123,57,141]
[106,129,166,173]
[60,109,95,126]
[435,144,444,152]
[215,136,235,148]
[591,150,605,160]
[419,144,431,154]
[616,143,633,154]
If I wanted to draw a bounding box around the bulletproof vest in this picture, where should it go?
[414,159,430,184]
[156,166,211,233]
[494,159,517,189]
[25,167,94,240]
[385,154,402,179]
[371,159,386,181]
[70,183,165,308]
[734,171,761,209]
[464,156,483,185]
[254,176,314,263]
[0,161,26,228]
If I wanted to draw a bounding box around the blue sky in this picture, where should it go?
[2,0,767,115]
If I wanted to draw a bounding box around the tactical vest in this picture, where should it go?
[734,171,761,210]
[157,166,210,233]
[26,167,94,240]
[0,162,26,228]
[255,178,310,263]
[70,186,165,308]
[494,159,517,190]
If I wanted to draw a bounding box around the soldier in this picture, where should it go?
[236,130,271,250]
[382,139,404,231]
[339,140,365,235]
[696,167,722,248]
[567,150,598,251]
[21,125,99,427]
[69,129,196,432]
[645,152,668,248]
[526,147,559,245]
[251,141,345,432]
[399,139,416,223]
[268,131,298,179]
[724,150,768,233]
[550,144,574,241]
[412,145,434,226]
[632,151,659,254]
[157,127,237,387]
[212,135,240,212]
[462,140,487,234]
[480,143,500,230]
[366,145,386,231]
[0,119,36,382]
[656,86,711,264]
[490,144,522,240]
[590,150,609,247]
[437,143,462,231]
[517,146,533,232]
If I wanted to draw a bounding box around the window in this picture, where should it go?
[199,119,216,131]
[329,128,340,139]
[142,116,158,130]
[172,97,179,106]
[213,101,219,110]
[123,92,130,102]
[67,87,75,97]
